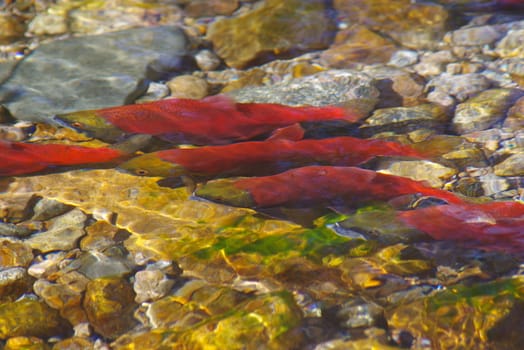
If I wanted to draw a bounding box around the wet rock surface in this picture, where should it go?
[207,0,335,68]
[0,26,188,122]
[0,0,523,348]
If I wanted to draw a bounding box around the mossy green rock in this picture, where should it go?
[387,277,524,350]
[113,292,304,350]
[0,299,71,339]
[207,0,335,68]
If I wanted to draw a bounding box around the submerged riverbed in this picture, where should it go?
[0,1,523,349]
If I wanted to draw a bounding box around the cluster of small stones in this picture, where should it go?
[0,0,524,349]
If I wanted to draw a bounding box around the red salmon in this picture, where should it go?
[118,136,427,179]
[194,165,463,208]
[398,201,524,254]
[55,95,359,144]
[0,141,124,176]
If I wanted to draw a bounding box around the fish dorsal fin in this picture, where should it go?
[202,94,237,110]
[266,123,305,141]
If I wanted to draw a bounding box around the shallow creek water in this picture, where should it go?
[0,1,523,349]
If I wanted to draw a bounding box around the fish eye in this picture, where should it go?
[135,169,149,176]
[71,122,84,128]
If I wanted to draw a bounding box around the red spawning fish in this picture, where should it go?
[55,95,358,144]
[118,136,427,179]
[0,141,125,176]
[194,165,463,208]
[398,201,524,254]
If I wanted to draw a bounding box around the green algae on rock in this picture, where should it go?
[0,299,71,339]
[113,291,304,350]
[207,0,335,68]
[334,204,428,245]
[144,280,250,329]
[387,276,524,350]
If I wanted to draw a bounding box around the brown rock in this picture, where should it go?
[207,0,335,68]
[0,267,34,303]
[504,96,524,131]
[0,14,26,44]
[321,24,397,68]
[0,299,71,339]
[167,75,209,99]
[4,336,49,350]
[334,0,449,49]
[0,238,33,268]
[185,0,239,17]
[83,277,137,339]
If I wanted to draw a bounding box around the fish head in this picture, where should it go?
[117,152,187,178]
[54,110,124,142]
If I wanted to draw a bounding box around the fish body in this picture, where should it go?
[0,141,124,176]
[398,201,524,254]
[194,165,463,208]
[118,136,427,179]
[56,95,358,144]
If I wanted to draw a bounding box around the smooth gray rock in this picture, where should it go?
[0,26,188,122]
[0,61,17,85]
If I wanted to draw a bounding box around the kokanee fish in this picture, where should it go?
[398,201,524,254]
[118,136,427,179]
[55,95,358,144]
[0,141,125,176]
[194,165,464,208]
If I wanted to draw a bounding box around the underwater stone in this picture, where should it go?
[133,269,175,303]
[426,73,492,103]
[0,26,188,122]
[449,25,503,47]
[387,277,524,350]
[0,299,71,339]
[495,29,524,58]
[0,267,33,303]
[360,104,447,136]
[84,277,137,339]
[334,0,449,50]
[388,50,419,68]
[25,209,86,252]
[229,69,379,118]
[113,292,304,349]
[33,279,87,326]
[30,198,72,222]
[3,336,48,350]
[453,88,523,134]
[336,297,384,328]
[28,0,182,36]
[320,24,397,68]
[0,14,25,44]
[494,153,524,176]
[0,238,33,268]
[166,75,209,99]
[504,95,524,131]
[207,0,335,68]
[376,159,458,188]
[145,280,250,329]
[185,0,239,17]
[194,49,222,71]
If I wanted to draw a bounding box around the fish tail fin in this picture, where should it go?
[266,123,305,141]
